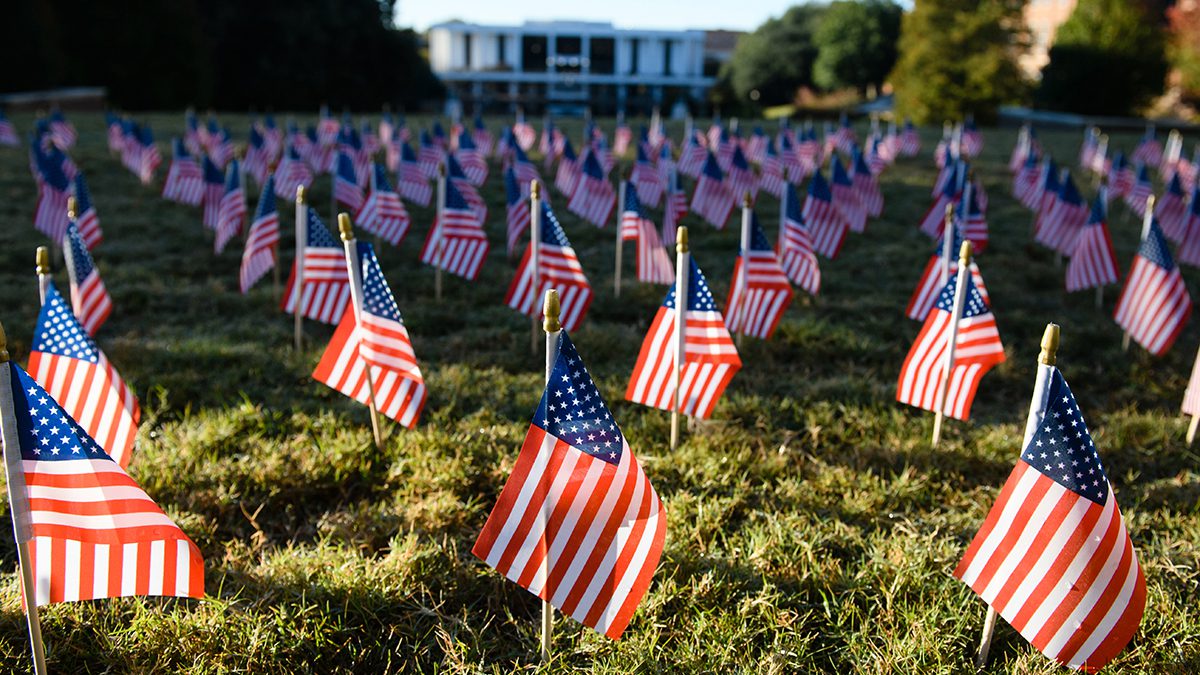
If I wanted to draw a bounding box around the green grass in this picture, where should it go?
[0,112,1198,673]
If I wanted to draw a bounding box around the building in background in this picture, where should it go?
[1022,0,1077,77]
[426,20,716,115]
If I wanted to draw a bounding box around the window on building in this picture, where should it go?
[591,37,615,74]
[498,35,507,67]
[522,35,547,72]
[630,39,639,75]
[556,36,582,73]
[663,40,673,76]
[463,34,472,69]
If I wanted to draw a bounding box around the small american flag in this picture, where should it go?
[208,126,234,169]
[273,145,313,201]
[779,182,821,297]
[1125,164,1153,217]
[48,109,77,149]
[725,211,794,339]
[954,368,1145,671]
[759,140,785,199]
[162,138,204,206]
[554,138,580,198]
[567,151,615,228]
[512,116,536,151]
[1156,172,1189,243]
[506,201,593,331]
[418,179,490,281]
[446,154,488,223]
[898,119,920,157]
[626,257,742,419]
[678,133,707,179]
[313,243,427,428]
[746,126,768,164]
[136,125,161,185]
[1114,219,1192,355]
[920,163,959,238]
[474,331,665,640]
[27,283,138,468]
[71,172,103,250]
[896,272,1005,420]
[726,146,758,207]
[504,167,531,256]
[1033,159,1062,221]
[1013,153,1042,209]
[201,155,225,231]
[281,207,351,324]
[905,228,988,321]
[0,108,19,146]
[663,170,688,247]
[691,151,733,229]
[240,175,280,294]
[215,160,246,255]
[398,142,433,207]
[334,152,365,213]
[620,181,674,285]
[472,115,494,156]
[852,149,883,218]
[4,355,202,606]
[1037,170,1088,256]
[1178,183,1200,268]
[1132,127,1162,167]
[631,145,664,208]
[957,186,989,252]
[715,126,735,170]
[244,127,270,186]
[613,120,633,156]
[830,155,866,234]
[867,135,889,176]
[456,131,489,186]
[803,168,849,259]
[1107,152,1132,199]
[1067,192,1120,293]
[417,131,442,180]
[63,221,112,337]
[357,163,410,247]
[512,143,542,188]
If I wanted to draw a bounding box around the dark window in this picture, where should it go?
[663,41,672,75]
[556,36,582,74]
[498,35,507,67]
[590,37,615,74]
[463,34,472,69]
[522,35,547,72]
[630,39,639,75]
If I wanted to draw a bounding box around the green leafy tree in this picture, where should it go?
[1036,0,1167,115]
[1167,2,1200,106]
[890,0,1028,125]
[720,5,827,109]
[813,0,903,96]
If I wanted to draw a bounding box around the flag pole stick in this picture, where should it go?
[931,240,973,447]
[941,203,955,289]
[36,246,51,306]
[1189,412,1200,446]
[977,322,1060,667]
[294,185,307,351]
[435,163,446,301]
[670,226,690,451]
[530,180,542,356]
[735,192,752,349]
[614,178,626,298]
[1125,195,1156,352]
[337,213,384,451]
[62,200,80,311]
[779,167,789,235]
[540,288,562,662]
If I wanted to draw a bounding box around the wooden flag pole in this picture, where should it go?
[0,322,50,675]
[614,178,626,298]
[670,226,690,451]
[62,199,81,310]
[735,192,752,349]
[931,240,973,447]
[779,167,790,233]
[1095,183,1108,310]
[337,213,384,452]
[530,180,542,355]
[977,322,1060,667]
[540,288,562,662]
[36,246,51,306]
[1125,195,1156,352]
[294,185,307,351]
[434,163,447,301]
[941,203,956,289]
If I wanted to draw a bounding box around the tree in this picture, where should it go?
[889,0,1028,125]
[1035,0,1167,115]
[812,0,903,96]
[1167,2,1200,107]
[720,5,827,109]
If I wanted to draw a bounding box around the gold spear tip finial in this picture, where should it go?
[36,246,50,274]
[1147,194,1156,211]
[438,162,447,177]
[677,226,689,254]
[959,240,972,265]
[0,320,8,363]
[1039,323,1060,366]
[743,191,752,208]
[296,184,306,204]
[67,196,77,220]
[543,289,561,333]
[337,213,353,241]
[944,202,955,220]
[531,179,540,199]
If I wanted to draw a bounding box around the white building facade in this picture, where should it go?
[426,20,714,114]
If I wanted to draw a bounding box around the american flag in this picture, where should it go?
[105,112,124,154]
[631,145,664,208]
[260,115,283,160]
[1067,191,1120,293]
[625,257,742,418]
[663,170,688,247]
[725,212,794,339]
[1107,152,1132,199]
[209,126,234,170]
[759,140,785,199]
[746,126,768,164]
[1013,153,1042,209]
[418,131,442,180]
[244,126,270,186]
[201,155,225,231]
[1178,184,1200,268]
[512,142,542,188]
[715,127,735,171]
[678,133,707,178]
[334,152,365,213]
[898,119,920,157]
[357,163,410,247]
[0,108,19,146]
[613,120,633,156]
[281,207,351,324]
[1114,219,1192,356]
[313,243,427,428]
[896,272,1005,420]
[240,175,280,294]
[27,282,138,468]
[474,331,665,640]
[852,149,883,218]
[554,138,580,198]
[71,172,103,250]
[920,163,960,238]
[803,168,849,259]
[957,186,989,252]
[1037,170,1088,256]
[567,151,615,228]
[961,119,983,157]
[1032,159,1062,220]
[472,116,494,157]
[398,142,433,207]
[905,228,989,321]
[48,109,77,149]
[184,110,201,155]
[1132,127,1162,167]
[726,146,758,207]
[446,154,488,223]
[162,138,204,206]
[1125,164,1153,217]
[797,126,822,174]
[215,160,246,255]
[34,152,70,243]
[504,167,531,256]
[691,152,733,229]
[779,131,807,181]
[779,182,821,297]
[136,125,161,185]
[830,155,866,234]
[4,357,202,606]
[540,119,561,163]
[63,221,112,337]
[419,178,490,281]
[512,117,536,152]
[506,201,593,331]
[274,145,313,201]
[620,181,674,285]
[317,111,339,147]
[1079,128,1099,169]
[456,131,489,186]
[954,368,1145,672]
[1156,172,1189,243]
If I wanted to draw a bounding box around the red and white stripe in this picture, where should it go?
[724,251,794,339]
[505,245,593,332]
[162,159,205,206]
[418,213,490,281]
[567,176,616,228]
[634,219,674,285]
[625,306,742,419]
[1066,222,1119,293]
[690,176,733,229]
[779,217,820,297]
[1184,349,1200,416]
[281,249,351,324]
[1113,257,1192,356]
[35,183,70,242]
[214,188,246,255]
[357,190,410,247]
[71,270,112,338]
[896,304,1005,421]
[803,198,848,259]
[240,212,279,294]
[27,353,140,470]
[399,164,433,207]
[905,258,987,321]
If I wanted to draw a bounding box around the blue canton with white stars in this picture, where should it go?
[255,177,277,219]
[31,284,100,363]
[533,333,624,465]
[808,168,832,201]
[831,155,853,186]
[224,159,241,193]
[1058,170,1083,207]
[560,138,576,162]
[1139,220,1177,271]
[1022,370,1109,505]
[663,257,718,312]
[445,179,472,211]
[932,222,965,257]
[446,154,467,180]
[373,163,394,193]
[622,181,644,217]
[358,243,404,324]
[701,151,724,180]
[1087,192,1106,226]
[504,167,521,205]
[9,362,111,462]
[66,222,96,279]
[580,150,604,179]
[934,274,990,318]
[336,153,356,183]
[539,202,573,248]
[74,172,93,212]
[306,208,338,248]
[745,212,774,253]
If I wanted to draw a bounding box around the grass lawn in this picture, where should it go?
[0,112,1197,673]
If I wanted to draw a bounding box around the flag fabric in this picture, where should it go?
[620,182,674,285]
[398,142,433,207]
[63,221,112,337]
[852,149,884,218]
[505,167,532,255]
[33,155,70,243]
[830,155,866,234]
[554,138,580,198]
[334,152,365,213]
[1132,129,1162,168]
[4,356,203,607]
[512,143,542,188]
[567,151,616,228]
[1014,153,1042,208]
[446,154,489,224]
[417,131,442,179]
[1108,152,1132,199]
[725,146,758,207]
[725,212,794,339]
[134,125,162,185]
[513,118,536,151]
[281,207,351,324]
[905,234,989,321]
[626,257,742,419]
[26,283,139,469]
[1067,193,1120,293]
[215,160,246,255]
[759,140,786,199]
[803,168,849,259]
[958,186,989,252]
[898,120,920,157]
[357,163,411,247]
[613,121,633,156]
[273,146,313,201]
[631,145,664,208]
[506,202,593,331]
[240,175,281,294]
[456,132,489,186]
[896,273,1005,421]
[201,156,225,231]
[1125,164,1153,217]
[473,331,665,640]
[313,243,427,428]
[162,139,204,206]
[1036,171,1089,256]
[0,109,18,146]
[954,368,1145,672]
[1033,159,1062,220]
[779,182,821,297]
[1113,220,1192,356]
[472,116,494,157]
[48,110,77,149]
[663,170,688,247]
[1156,173,1189,243]
[244,127,270,186]
[678,133,707,179]
[1178,184,1200,268]
[691,152,733,229]
[418,179,490,281]
[71,172,103,250]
